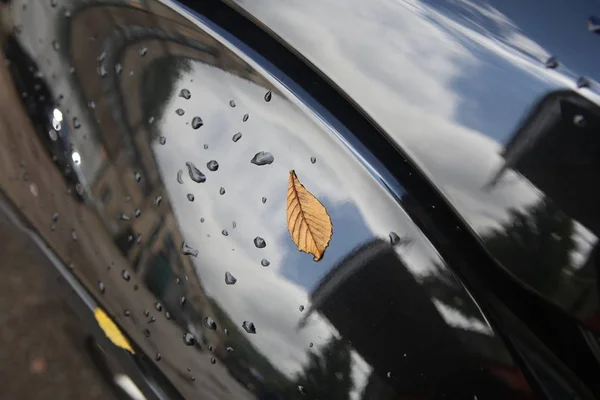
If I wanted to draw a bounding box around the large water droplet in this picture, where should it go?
[389,232,401,246]
[225,272,237,285]
[159,136,166,145]
[177,169,184,184]
[219,187,226,195]
[122,270,131,281]
[181,241,198,257]
[187,193,195,202]
[222,230,229,236]
[254,237,266,248]
[229,100,236,107]
[251,152,274,166]
[183,332,195,346]
[98,281,105,294]
[261,258,270,267]
[242,321,256,334]
[176,108,185,116]
[264,90,272,102]
[232,132,242,142]
[186,162,206,183]
[191,116,203,129]
[207,160,219,171]
[204,317,217,330]
[242,114,249,122]
[310,157,317,164]
[179,89,191,99]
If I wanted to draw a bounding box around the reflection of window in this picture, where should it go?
[144,251,173,298]
[99,186,112,205]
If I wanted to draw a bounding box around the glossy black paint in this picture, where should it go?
[0,0,598,399]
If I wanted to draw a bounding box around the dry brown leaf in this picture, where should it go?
[286,170,333,261]
[94,307,135,354]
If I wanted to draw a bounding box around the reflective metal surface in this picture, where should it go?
[227,0,600,333]
[0,0,597,399]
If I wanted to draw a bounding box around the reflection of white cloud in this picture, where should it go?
[433,299,493,335]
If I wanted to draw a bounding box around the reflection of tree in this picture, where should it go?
[288,337,353,400]
[484,199,575,294]
[141,56,192,140]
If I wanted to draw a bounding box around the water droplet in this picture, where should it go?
[264,90,272,102]
[232,221,237,229]
[309,342,313,348]
[165,311,171,320]
[72,117,81,129]
[148,116,155,124]
[222,230,229,236]
[51,212,59,222]
[122,270,131,281]
[49,130,58,141]
[153,302,162,312]
[186,162,206,183]
[261,197,267,204]
[190,376,196,382]
[200,217,205,223]
[52,40,60,51]
[207,160,219,171]
[134,172,142,182]
[242,321,256,334]
[140,47,147,56]
[115,64,122,75]
[187,193,195,202]
[203,144,209,150]
[155,353,161,361]
[577,76,590,88]
[71,230,78,241]
[242,114,249,122]
[219,187,226,195]
[133,284,139,291]
[98,281,105,294]
[229,100,236,107]
[225,272,237,285]
[143,329,150,337]
[389,232,401,246]
[224,329,230,335]
[210,358,216,364]
[180,296,186,307]
[179,89,191,99]
[181,241,198,257]
[310,157,316,164]
[297,386,306,395]
[97,63,107,78]
[387,371,392,378]
[144,310,150,317]
[177,169,184,184]
[88,100,96,109]
[254,236,266,248]
[191,116,203,129]
[204,317,217,330]
[545,56,558,69]
[231,132,242,143]
[183,332,195,346]
[159,136,166,145]
[148,316,156,324]
[134,209,141,218]
[176,108,185,116]
[261,258,270,267]
[299,305,305,312]
[574,114,587,127]
[154,196,162,206]
[123,310,131,317]
[251,152,274,166]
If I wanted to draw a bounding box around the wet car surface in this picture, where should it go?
[0,0,600,399]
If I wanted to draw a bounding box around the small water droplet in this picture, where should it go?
[204,317,217,330]
[229,100,236,107]
[224,329,230,335]
[115,64,122,74]
[389,232,401,246]
[222,230,229,236]
[148,116,155,124]
[210,358,216,364]
[122,270,131,281]
[190,376,196,382]
[225,272,237,285]
[254,236,266,248]
[97,63,107,77]
[251,152,274,166]
[299,305,305,312]
[143,329,150,337]
[144,310,150,317]
[242,321,256,334]
[179,89,191,99]
[232,221,237,229]
[51,212,59,222]
[297,385,306,395]
[242,114,249,122]
[180,296,186,307]
[134,209,141,218]
[183,332,195,346]
[574,114,587,127]
[154,196,162,206]
[159,137,166,145]
[545,56,558,69]
[181,241,198,257]
[264,90,272,102]
[261,197,267,204]
[219,187,226,195]
[49,130,58,141]
[207,160,219,171]
[52,40,60,51]
[134,172,142,182]
[123,310,131,317]
[309,342,313,348]
[98,281,105,294]
[133,284,139,291]
[72,117,81,129]
[231,132,243,143]
[148,316,156,324]
[191,116,203,129]
[186,162,206,183]
[88,100,96,109]
[577,76,590,88]
[187,193,195,202]
[140,47,147,56]
[71,230,78,241]
[177,169,184,184]
[387,371,392,378]
[310,157,317,164]
[165,311,172,320]
[176,108,185,116]
[226,346,234,353]
[200,217,205,223]
[203,144,209,150]
[261,258,270,267]
[155,353,161,361]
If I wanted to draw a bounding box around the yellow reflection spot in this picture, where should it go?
[94,307,135,354]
